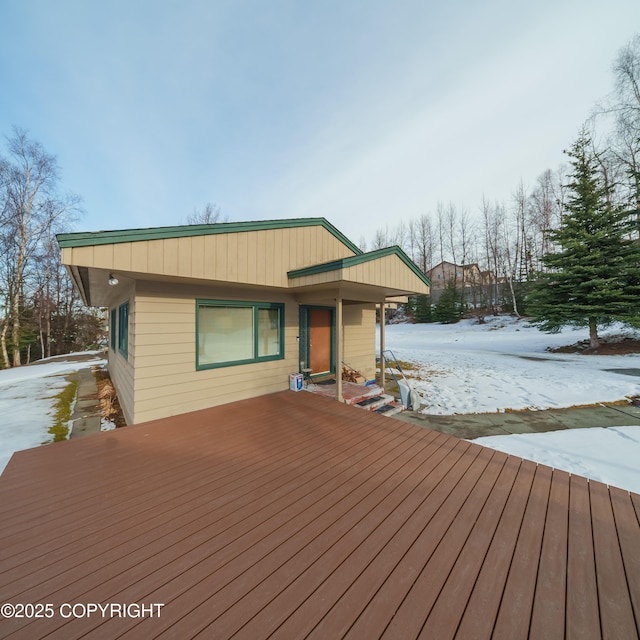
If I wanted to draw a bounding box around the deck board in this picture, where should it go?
[264,433,465,640]
[417,453,521,640]
[609,487,640,634]
[491,463,553,639]
[380,447,505,639]
[567,475,601,640]
[0,390,638,640]
[529,469,570,640]
[590,481,637,639]
[454,457,538,639]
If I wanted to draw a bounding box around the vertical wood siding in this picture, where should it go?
[65,226,356,287]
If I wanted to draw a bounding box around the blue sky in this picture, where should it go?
[1,0,638,244]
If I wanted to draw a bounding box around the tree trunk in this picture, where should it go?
[11,297,21,367]
[11,236,26,368]
[589,318,600,349]
[0,322,10,369]
[508,277,520,317]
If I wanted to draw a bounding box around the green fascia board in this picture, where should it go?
[287,245,432,287]
[57,217,362,256]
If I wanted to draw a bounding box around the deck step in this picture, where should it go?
[355,394,396,411]
[373,401,405,417]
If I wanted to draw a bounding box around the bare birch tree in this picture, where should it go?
[0,128,81,366]
[187,201,226,224]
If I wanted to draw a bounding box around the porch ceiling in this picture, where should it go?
[290,280,412,304]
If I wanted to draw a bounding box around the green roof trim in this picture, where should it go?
[287,245,432,287]
[57,217,362,256]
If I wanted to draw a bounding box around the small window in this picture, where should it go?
[110,308,117,350]
[197,300,284,370]
[118,301,129,358]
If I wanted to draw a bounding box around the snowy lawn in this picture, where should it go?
[383,316,640,415]
[382,316,640,494]
[0,354,105,474]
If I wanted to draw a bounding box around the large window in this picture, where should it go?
[118,301,129,358]
[197,300,284,369]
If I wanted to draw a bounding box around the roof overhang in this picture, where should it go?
[59,224,430,307]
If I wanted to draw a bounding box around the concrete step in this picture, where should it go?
[343,384,386,406]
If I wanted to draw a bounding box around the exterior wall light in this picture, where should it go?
[108,273,119,286]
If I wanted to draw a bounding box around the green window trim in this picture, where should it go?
[118,301,129,358]
[196,299,285,370]
[110,308,117,350]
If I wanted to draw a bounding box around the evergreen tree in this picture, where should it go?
[434,280,464,324]
[528,131,640,348]
[413,294,433,323]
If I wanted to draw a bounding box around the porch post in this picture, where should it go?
[379,300,386,389]
[336,294,344,402]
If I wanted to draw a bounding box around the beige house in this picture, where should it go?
[428,261,482,291]
[427,260,500,306]
[58,218,430,424]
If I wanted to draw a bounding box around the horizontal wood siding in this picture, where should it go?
[342,304,376,380]
[132,281,301,424]
[64,226,355,288]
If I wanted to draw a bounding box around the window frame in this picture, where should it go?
[118,301,129,358]
[110,308,117,351]
[196,299,285,371]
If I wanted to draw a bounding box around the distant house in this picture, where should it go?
[427,261,500,306]
[58,218,430,424]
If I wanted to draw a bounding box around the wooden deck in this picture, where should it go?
[0,391,638,639]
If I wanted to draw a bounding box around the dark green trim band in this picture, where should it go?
[110,308,117,351]
[118,301,129,359]
[287,246,431,287]
[57,217,362,256]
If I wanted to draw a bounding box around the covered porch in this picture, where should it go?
[288,245,431,403]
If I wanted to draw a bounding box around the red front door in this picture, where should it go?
[309,309,332,374]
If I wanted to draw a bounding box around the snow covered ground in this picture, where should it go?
[382,317,640,494]
[0,354,105,474]
[474,427,640,494]
[383,317,640,415]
